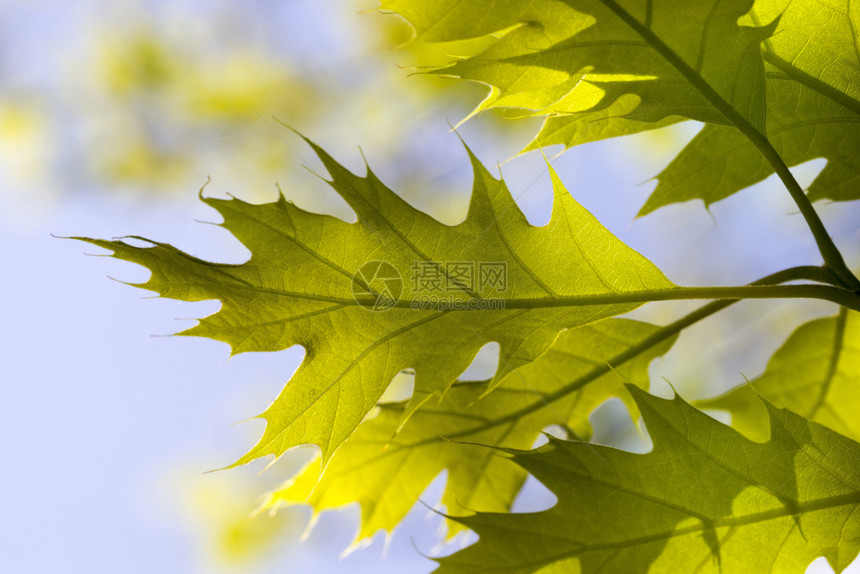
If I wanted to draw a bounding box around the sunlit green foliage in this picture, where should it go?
[436,388,860,573]
[77,137,674,467]
[385,0,860,212]
[262,319,676,543]
[76,1,860,571]
[698,309,860,443]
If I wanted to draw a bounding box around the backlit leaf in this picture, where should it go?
[384,0,774,141]
[261,318,676,544]
[437,386,860,573]
[644,74,860,213]
[385,0,860,211]
[697,309,860,443]
[77,136,673,469]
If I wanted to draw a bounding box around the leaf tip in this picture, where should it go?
[197,175,212,200]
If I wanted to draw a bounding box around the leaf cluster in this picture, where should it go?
[77,1,860,571]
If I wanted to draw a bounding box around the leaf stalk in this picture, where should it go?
[365,282,860,311]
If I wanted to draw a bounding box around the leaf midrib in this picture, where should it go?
[763,52,860,116]
[808,308,849,419]
[237,284,859,310]
[138,253,860,311]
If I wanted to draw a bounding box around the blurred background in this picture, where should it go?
[1,1,858,572]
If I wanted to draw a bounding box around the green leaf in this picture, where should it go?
[76,136,673,468]
[745,0,860,112]
[384,0,774,141]
[696,309,860,443]
[436,386,860,574]
[644,76,860,214]
[261,318,676,544]
[386,1,860,212]
[522,94,683,154]
[586,0,860,213]
[643,92,860,213]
